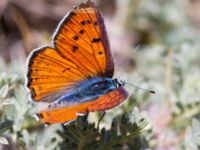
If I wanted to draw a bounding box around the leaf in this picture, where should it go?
[0,136,8,145]
[0,84,9,99]
[58,107,150,150]
[58,116,99,150]
[1,98,14,106]
[184,119,200,150]
[98,107,150,150]
[0,120,14,134]
[0,73,17,87]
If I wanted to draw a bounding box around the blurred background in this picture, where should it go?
[0,0,200,149]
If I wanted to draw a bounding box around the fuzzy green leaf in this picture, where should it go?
[0,120,13,135]
[58,108,150,150]
[0,84,9,99]
[0,136,8,145]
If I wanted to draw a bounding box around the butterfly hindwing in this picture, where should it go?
[37,87,128,124]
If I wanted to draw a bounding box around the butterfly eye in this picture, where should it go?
[113,79,122,88]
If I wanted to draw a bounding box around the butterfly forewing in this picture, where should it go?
[27,2,114,102]
[27,47,87,102]
[53,1,114,77]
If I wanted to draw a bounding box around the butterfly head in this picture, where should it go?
[112,79,126,88]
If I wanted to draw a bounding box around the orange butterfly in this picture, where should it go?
[26,0,128,125]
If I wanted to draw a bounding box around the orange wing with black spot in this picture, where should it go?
[53,1,114,77]
[27,1,114,102]
[27,46,91,102]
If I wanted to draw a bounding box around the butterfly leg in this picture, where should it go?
[97,111,106,130]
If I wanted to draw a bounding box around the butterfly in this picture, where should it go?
[26,0,128,125]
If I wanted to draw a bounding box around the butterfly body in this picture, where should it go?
[49,77,122,107]
[26,0,129,124]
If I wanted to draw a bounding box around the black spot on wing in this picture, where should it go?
[93,21,98,26]
[92,38,101,43]
[81,21,86,25]
[87,20,91,24]
[70,12,77,16]
[62,68,70,73]
[73,35,79,40]
[37,113,44,119]
[98,51,103,55]
[79,29,84,34]
[72,46,78,52]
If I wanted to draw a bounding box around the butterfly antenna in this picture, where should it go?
[120,80,156,94]
[132,44,141,54]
